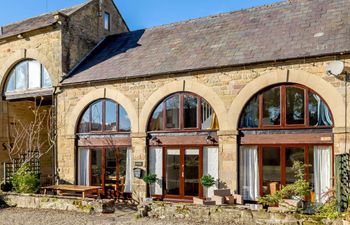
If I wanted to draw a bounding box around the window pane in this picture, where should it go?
[91,101,103,131]
[105,100,117,131]
[165,95,180,129]
[184,149,199,196]
[118,147,127,177]
[149,104,163,131]
[262,87,280,126]
[262,147,281,195]
[285,147,304,184]
[42,66,52,88]
[201,99,219,130]
[106,148,117,182]
[91,149,102,186]
[119,106,131,132]
[240,96,259,128]
[15,61,27,90]
[309,92,333,126]
[104,12,110,30]
[6,70,16,92]
[184,95,197,128]
[286,87,305,124]
[166,149,180,195]
[79,109,90,133]
[28,60,41,89]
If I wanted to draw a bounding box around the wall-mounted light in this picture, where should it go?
[206,135,217,144]
[151,136,161,145]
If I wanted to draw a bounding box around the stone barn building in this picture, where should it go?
[1,0,350,203]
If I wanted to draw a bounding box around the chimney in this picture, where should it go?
[0,27,3,36]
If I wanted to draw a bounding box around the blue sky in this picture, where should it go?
[0,0,282,30]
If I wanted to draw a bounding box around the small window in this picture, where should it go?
[104,12,110,31]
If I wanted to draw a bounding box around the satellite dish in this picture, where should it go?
[326,61,345,76]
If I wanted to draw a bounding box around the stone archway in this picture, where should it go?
[138,80,228,133]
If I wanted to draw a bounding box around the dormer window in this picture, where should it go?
[4,60,53,100]
[104,12,110,31]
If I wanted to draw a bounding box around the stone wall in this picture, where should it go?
[57,55,350,197]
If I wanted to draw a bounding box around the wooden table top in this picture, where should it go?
[41,185,102,192]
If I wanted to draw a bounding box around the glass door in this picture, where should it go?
[165,147,201,199]
[261,147,281,195]
[184,148,200,197]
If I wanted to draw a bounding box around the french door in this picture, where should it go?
[164,146,203,199]
[259,145,307,196]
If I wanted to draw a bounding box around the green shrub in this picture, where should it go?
[11,165,40,193]
[200,174,216,188]
[143,173,157,184]
[257,161,311,207]
[315,198,341,219]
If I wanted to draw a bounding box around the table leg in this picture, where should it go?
[82,191,85,199]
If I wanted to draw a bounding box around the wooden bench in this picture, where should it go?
[41,185,102,199]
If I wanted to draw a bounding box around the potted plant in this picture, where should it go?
[201,174,216,198]
[143,173,157,196]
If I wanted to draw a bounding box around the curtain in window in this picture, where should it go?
[203,147,219,197]
[312,94,333,126]
[124,148,133,193]
[313,145,332,203]
[78,149,90,186]
[240,146,259,201]
[149,147,163,195]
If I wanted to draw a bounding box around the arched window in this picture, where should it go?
[239,84,333,129]
[148,92,219,131]
[78,99,131,133]
[238,84,334,203]
[5,60,52,94]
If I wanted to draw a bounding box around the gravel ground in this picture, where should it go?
[0,207,199,225]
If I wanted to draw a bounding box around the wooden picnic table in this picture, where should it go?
[41,185,102,198]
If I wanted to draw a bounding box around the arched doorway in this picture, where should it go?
[147,92,219,200]
[238,84,334,203]
[76,98,133,198]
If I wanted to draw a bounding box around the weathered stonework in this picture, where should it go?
[57,56,350,195]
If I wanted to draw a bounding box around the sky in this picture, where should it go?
[0,0,282,31]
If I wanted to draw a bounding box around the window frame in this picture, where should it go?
[4,60,52,95]
[148,92,218,132]
[104,12,111,31]
[240,84,334,130]
[77,99,131,134]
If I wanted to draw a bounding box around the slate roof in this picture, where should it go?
[60,0,349,84]
[0,1,90,40]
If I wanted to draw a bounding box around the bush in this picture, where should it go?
[143,173,157,184]
[257,161,311,207]
[11,165,40,193]
[200,174,216,188]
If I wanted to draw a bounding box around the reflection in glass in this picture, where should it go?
[240,96,259,128]
[184,95,197,128]
[118,147,127,177]
[149,104,163,131]
[79,110,90,133]
[166,149,180,195]
[91,149,102,186]
[28,61,41,89]
[201,99,218,129]
[184,149,199,196]
[262,87,280,125]
[42,67,52,88]
[6,71,15,92]
[262,147,281,195]
[105,101,117,131]
[166,95,180,129]
[106,148,117,179]
[16,62,27,90]
[286,87,304,124]
[309,92,333,126]
[119,106,131,132]
[91,101,103,131]
[285,147,305,184]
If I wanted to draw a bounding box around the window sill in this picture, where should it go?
[4,88,54,100]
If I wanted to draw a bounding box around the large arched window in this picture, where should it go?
[5,60,52,94]
[238,84,334,203]
[148,92,219,131]
[78,99,131,133]
[239,84,333,129]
